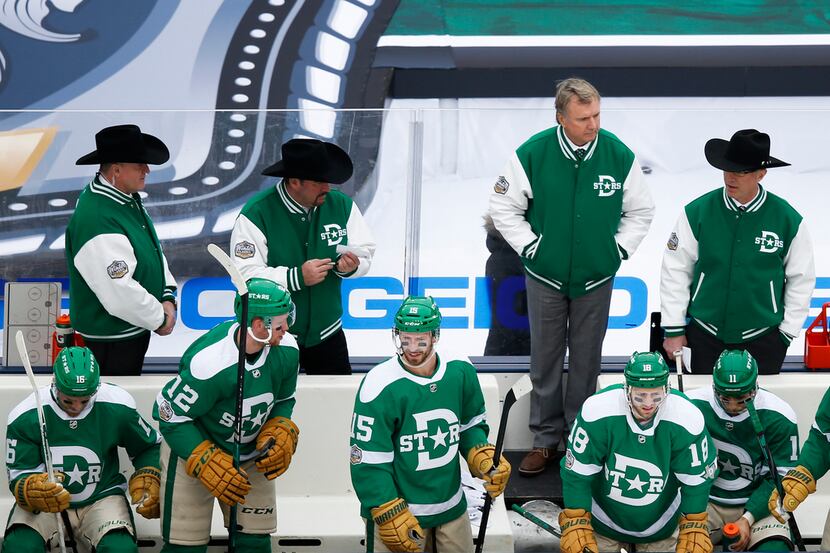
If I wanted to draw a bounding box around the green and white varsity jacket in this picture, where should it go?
[661,186,815,344]
[489,126,654,298]
[65,175,176,341]
[231,182,375,347]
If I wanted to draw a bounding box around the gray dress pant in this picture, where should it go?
[526,276,613,448]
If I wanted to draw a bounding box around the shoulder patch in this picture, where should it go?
[234,241,255,259]
[667,232,678,251]
[157,399,174,422]
[107,260,129,279]
[494,175,509,195]
[350,444,363,465]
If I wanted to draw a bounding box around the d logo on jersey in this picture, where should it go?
[606,453,666,506]
[712,439,759,490]
[593,175,622,197]
[399,409,460,471]
[52,445,102,502]
[320,224,347,246]
[755,230,784,253]
[220,392,274,444]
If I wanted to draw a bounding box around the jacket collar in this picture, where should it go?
[722,184,767,213]
[88,174,137,206]
[276,180,312,215]
[557,125,598,162]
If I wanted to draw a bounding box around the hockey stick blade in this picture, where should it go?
[511,504,561,537]
[15,331,70,553]
[475,374,534,553]
[207,244,248,295]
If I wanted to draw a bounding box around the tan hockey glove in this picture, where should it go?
[14,472,70,513]
[185,440,251,506]
[676,512,712,553]
[255,416,299,480]
[129,466,161,519]
[371,497,424,553]
[559,508,598,553]
[466,444,512,498]
[768,465,816,523]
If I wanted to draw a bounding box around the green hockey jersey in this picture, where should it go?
[5,383,160,508]
[794,387,830,481]
[349,355,489,528]
[153,321,299,461]
[687,386,798,521]
[561,385,717,543]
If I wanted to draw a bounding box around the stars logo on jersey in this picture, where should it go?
[593,175,622,197]
[106,260,128,279]
[220,393,274,444]
[606,453,666,506]
[712,438,760,489]
[755,230,784,253]
[52,445,102,502]
[399,408,461,471]
[494,176,509,195]
[234,241,255,259]
[320,224,347,246]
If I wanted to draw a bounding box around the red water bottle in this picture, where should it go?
[52,314,75,364]
[722,522,741,551]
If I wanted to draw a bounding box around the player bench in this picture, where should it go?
[597,372,830,541]
[0,373,513,552]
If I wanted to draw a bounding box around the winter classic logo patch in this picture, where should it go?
[234,241,255,259]
[106,260,128,279]
[667,232,679,251]
[494,176,509,194]
[158,399,174,422]
[350,444,363,465]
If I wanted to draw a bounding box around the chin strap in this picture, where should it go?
[247,325,271,345]
[398,349,437,371]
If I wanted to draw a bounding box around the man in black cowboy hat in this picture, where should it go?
[661,129,815,374]
[65,124,178,376]
[230,138,375,375]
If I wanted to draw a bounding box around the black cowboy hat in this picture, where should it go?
[261,138,353,184]
[704,129,790,172]
[75,124,170,165]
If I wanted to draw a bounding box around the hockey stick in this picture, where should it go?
[15,331,72,553]
[746,400,806,551]
[511,503,561,537]
[673,350,684,392]
[207,244,248,553]
[475,374,533,553]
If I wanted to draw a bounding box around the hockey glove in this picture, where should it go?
[768,465,816,523]
[466,444,512,498]
[558,508,598,553]
[185,440,251,506]
[14,472,70,513]
[371,497,424,553]
[676,512,712,553]
[255,416,299,480]
[129,466,161,519]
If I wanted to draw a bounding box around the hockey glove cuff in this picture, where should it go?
[769,465,815,523]
[129,466,161,519]
[466,444,511,498]
[186,440,251,506]
[371,497,424,553]
[256,416,299,480]
[559,508,598,553]
[14,472,70,513]
[676,512,712,553]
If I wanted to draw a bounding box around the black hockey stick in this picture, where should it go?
[511,503,561,537]
[15,331,74,553]
[673,350,684,392]
[746,400,806,551]
[207,244,248,553]
[475,374,533,553]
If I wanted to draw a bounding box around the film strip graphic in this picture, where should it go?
[0,0,397,278]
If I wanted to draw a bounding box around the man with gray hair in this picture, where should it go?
[489,78,655,476]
